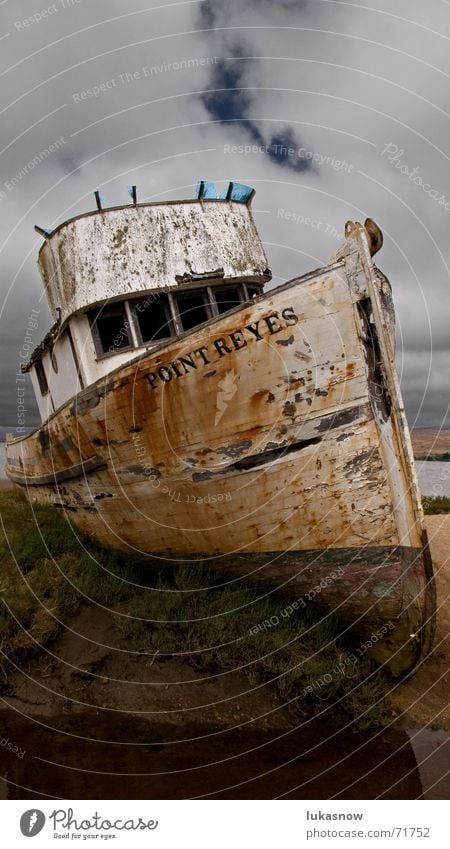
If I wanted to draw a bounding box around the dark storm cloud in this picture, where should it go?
[200,52,314,173]
[197,0,315,173]
[198,0,216,29]
[199,0,309,26]
[199,47,252,125]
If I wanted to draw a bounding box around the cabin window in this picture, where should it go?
[35,359,49,395]
[84,283,264,358]
[175,290,210,332]
[133,294,173,343]
[213,285,243,315]
[88,303,132,356]
[245,284,263,300]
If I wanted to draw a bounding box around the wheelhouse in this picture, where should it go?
[23,182,270,420]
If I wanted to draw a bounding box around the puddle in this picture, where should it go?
[0,710,426,800]
[407,726,450,800]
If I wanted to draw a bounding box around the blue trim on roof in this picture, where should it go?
[196,180,255,203]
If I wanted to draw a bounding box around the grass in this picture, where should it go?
[119,566,386,729]
[0,489,391,729]
[422,496,450,514]
[0,490,139,656]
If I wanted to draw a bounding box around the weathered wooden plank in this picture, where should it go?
[6,454,105,485]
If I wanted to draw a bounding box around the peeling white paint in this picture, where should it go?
[38,200,270,325]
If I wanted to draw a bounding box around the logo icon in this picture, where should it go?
[20,810,46,837]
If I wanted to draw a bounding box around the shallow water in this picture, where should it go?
[407,726,450,801]
[415,460,450,498]
[0,710,426,800]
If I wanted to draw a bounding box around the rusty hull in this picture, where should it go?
[6,224,436,677]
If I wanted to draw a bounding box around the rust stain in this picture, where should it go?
[282,401,297,418]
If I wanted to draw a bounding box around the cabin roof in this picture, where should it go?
[36,181,256,254]
[21,319,60,373]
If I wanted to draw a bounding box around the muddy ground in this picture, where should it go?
[388,516,449,729]
[0,511,448,800]
[0,606,427,800]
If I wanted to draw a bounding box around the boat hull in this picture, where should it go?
[6,230,436,676]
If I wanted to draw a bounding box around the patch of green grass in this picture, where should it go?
[422,496,450,514]
[0,490,388,729]
[0,490,139,657]
[117,567,387,729]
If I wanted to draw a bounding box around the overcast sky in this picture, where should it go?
[0,0,449,430]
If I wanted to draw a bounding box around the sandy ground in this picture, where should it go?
[388,515,450,729]
[411,428,450,457]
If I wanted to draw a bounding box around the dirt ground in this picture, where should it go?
[388,515,450,728]
[411,427,450,457]
[0,480,448,732]
[0,483,448,798]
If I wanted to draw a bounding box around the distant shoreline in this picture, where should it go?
[415,455,450,462]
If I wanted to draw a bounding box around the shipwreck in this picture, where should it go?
[5,180,436,677]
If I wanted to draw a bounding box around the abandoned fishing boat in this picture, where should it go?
[5,181,435,676]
